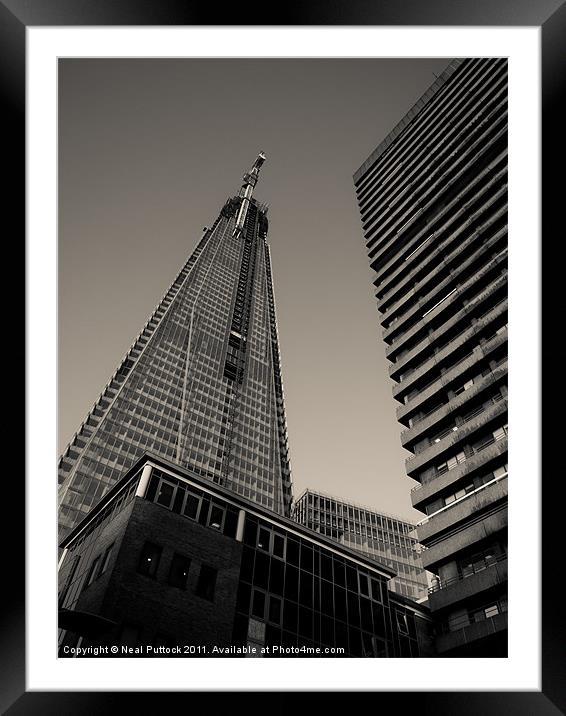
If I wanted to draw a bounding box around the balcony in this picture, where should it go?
[420,502,507,571]
[376,208,506,319]
[375,195,506,308]
[370,121,508,290]
[393,326,507,407]
[405,398,507,477]
[411,435,507,510]
[385,264,506,366]
[435,610,507,654]
[382,239,507,350]
[389,294,507,381]
[400,362,507,447]
[417,475,508,543]
[428,554,507,611]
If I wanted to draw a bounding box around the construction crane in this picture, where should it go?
[233,151,266,238]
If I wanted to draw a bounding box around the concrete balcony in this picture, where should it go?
[417,476,508,544]
[385,268,507,366]
[382,239,506,349]
[389,295,507,381]
[383,249,506,352]
[393,327,507,407]
[428,556,507,611]
[435,611,507,654]
[377,215,506,320]
[411,436,507,510]
[372,142,508,296]
[400,362,507,448]
[420,503,507,571]
[405,398,507,478]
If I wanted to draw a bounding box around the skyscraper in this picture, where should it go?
[353,58,508,656]
[59,153,293,542]
[293,488,429,601]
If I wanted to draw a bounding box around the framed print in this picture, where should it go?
[6,0,563,711]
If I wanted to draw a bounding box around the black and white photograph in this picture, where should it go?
[7,3,562,711]
[56,55,508,661]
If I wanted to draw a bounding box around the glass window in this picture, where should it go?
[370,578,382,603]
[168,553,191,589]
[251,589,266,619]
[195,564,217,601]
[396,611,409,636]
[485,604,500,618]
[85,555,101,587]
[208,504,225,530]
[257,527,271,551]
[155,480,176,508]
[138,542,162,578]
[99,543,114,576]
[359,573,370,597]
[184,491,201,519]
[268,595,282,625]
[273,533,285,559]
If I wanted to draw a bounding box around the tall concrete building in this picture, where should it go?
[353,58,508,656]
[293,489,429,601]
[59,153,293,542]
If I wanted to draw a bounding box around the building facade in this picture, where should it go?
[293,489,428,602]
[353,58,508,656]
[58,455,435,658]
[58,154,293,542]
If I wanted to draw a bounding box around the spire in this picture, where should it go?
[234,152,266,237]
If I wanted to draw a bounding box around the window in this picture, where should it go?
[138,542,162,578]
[268,595,282,625]
[359,573,370,597]
[493,424,508,441]
[396,611,410,636]
[257,527,270,551]
[454,379,474,396]
[273,533,285,559]
[99,543,114,576]
[183,491,201,520]
[85,556,101,587]
[370,577,383,603]
[155,480,176,508]
[168,554,191,589]
[208,504,225,530]
[251,589,266,618]
[195,564,217,601]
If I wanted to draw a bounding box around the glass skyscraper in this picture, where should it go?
[59,153,293,541]
[293,489,429,601]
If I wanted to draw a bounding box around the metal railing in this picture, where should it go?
[428,552,507,593]
[415,471,507,525]
[409,431,507,495]
[438,598,508,634]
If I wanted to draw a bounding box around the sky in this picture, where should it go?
[58,57,451,523]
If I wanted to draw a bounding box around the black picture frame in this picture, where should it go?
[7,0,562,712]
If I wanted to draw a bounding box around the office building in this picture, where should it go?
[293,489,428,601]
[58,454,435,658]
[353,58,508,656]
[58,153,293,542]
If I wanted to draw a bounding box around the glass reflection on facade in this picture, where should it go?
[58,154,292,541]
[293,489,428,601]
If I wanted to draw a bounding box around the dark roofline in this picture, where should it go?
[61,452,397,579]
[352,58,463,185]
